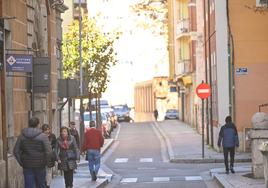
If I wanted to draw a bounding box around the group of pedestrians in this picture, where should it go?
[13,117,104,188]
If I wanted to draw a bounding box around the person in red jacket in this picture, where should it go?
[83,121,104,181]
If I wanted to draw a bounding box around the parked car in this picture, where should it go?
[164,109,179,120]
[83,111,112,138]
[101,107,118,129]
[112,104,130,122]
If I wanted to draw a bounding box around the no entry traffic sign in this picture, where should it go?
[196,83,211,99]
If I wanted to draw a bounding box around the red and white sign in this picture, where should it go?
[196,83,211,99]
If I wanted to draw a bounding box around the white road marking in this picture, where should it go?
[140,158,153,162]
[114,158,128,163]
[137,167,156,170]
[153,177,170,182]
[121,178,138,183]
[185,176,203,181]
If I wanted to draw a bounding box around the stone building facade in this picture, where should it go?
[0,0,67,187]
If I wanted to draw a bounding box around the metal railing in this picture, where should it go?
[176,19,190,36]
[259,103,268,112]
[175,59,192,76]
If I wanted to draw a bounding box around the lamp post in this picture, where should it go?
[79,0,84,149]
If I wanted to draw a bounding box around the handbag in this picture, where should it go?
[66,150,76,160]
[85,152,89,161]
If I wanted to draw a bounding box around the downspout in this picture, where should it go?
[207,0,214,147]
[203,0,209,144]
[226,0,235,120]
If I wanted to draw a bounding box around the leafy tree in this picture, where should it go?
[62,17,119,96]
[130,0,168,36]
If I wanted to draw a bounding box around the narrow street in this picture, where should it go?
[102,121,221,188]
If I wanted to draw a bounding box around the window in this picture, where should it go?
[256,0,268,7]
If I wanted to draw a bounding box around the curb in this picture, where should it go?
[153,122,175,160]
[154,122,251,164]
[91,178,109,188]
[211,166,253,188]
[170,158,251,164]
[213,174,233,188]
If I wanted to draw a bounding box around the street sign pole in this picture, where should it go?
[196,81,211,159]
[202,98,204,158]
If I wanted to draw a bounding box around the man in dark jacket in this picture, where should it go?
[13,117,52,188]
[69,121,80,148]
[218,116,239,174]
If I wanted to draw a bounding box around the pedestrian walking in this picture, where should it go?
[217,116,239,174]
[69,121,80,148]
[55,126,80,188]
[42,124,57,188]
[83,121,104,181]
[13,117,52,188]
[154,109,158,121]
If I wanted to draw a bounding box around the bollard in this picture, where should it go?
[259,141,268,188]
[250,112,268,178]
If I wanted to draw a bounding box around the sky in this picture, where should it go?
[87,0,169,106]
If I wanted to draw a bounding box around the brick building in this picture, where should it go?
[0,0,67,187]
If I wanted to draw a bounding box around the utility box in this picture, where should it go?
[33,57,50,93]
[58,79,79,98]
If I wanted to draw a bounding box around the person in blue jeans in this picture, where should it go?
[218,116,239,174]
[13,117,52,188]
[83,121,104,181]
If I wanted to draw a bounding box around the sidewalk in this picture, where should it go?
[154,120,251,163]
[210,166,265,188]
[155,120,267,187]
[50,139,114,188]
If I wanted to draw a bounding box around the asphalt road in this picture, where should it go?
[102,121,222,188]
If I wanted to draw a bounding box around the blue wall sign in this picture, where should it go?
[6,54,33,72]
[236,67,248,75]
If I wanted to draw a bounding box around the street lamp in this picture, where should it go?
[78,0,84,149]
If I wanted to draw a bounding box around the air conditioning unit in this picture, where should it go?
[256,0,268,7]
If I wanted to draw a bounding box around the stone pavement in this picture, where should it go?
[210,166,265,188]
[154,120,251,163]
[50,139,114,188]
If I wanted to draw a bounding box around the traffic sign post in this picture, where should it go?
[196,82,211,159]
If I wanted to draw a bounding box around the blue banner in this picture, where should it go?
[6,54,33,72]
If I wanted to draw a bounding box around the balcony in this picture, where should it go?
[73,0,87,4]
[175,59,192,77]
[176,19,190,38]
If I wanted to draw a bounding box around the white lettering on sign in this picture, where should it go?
[198,89,210,93]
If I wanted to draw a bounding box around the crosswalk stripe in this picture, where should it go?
[153,177,170,182]
[140,158,153,162]
[185,176,202,181]
[115,158,128,163]
[121,178,138,183]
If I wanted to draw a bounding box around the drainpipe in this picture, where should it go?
[203,0,209,144]
[207,0,214,148]
[226,0,235,120]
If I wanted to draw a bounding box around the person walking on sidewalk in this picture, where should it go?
[83,121,104,181]
[217,116,239,174]
[13,117,52,188]
[42,124,57,188]
[55,126,80,188]
[69,121,80,148]
[154,109,158,121]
